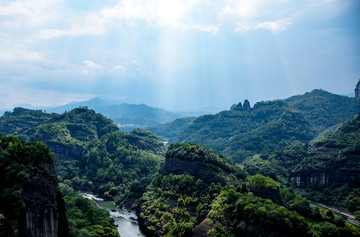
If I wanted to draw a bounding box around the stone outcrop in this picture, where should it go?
[17,160,69,237]
[355,79,360,100]
[162,157,231,186]
[46,141,84,162]
[284,115,360,190]
[243,99,251,111]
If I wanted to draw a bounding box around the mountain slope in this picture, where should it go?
[146,117,196,143]
[285,89,360,133]
[178,100,315,162]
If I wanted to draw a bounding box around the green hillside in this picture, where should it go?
[147,117,195,143]
[178,100,315,163]
[285,89,360,133]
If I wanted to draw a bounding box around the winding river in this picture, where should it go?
[81,193,146,237]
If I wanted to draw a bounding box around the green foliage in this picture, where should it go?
[285,89,360,134]
[140,173,222,236]
[248,174,280,191]
[62,192,119,237]
[147,117,195,143]
[240,153,289,184]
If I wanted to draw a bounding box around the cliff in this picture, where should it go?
[286,114,360,189]
[162,143,245,185]
[0,136,69,237]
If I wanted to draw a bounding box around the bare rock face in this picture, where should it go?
[163,157,230,185]
[355,79,360,100]
[18,161,69,237]
[243,99,251,111]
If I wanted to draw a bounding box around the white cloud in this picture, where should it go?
[83,60,104,75]
[0,0,351,44]
[113,65,127,71]
[192,24,219,34]
[255,18,292,32]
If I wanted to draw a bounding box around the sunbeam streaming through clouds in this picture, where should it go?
[0,0,359,111]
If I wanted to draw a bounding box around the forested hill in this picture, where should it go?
[151,89,360,163]
[0,107,166,209]
[179,100,316,163]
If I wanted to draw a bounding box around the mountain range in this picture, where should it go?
[1,97,186,131]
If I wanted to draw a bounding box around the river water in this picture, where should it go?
[80,193,146,237]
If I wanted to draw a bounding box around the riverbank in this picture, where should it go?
[80,192,146,237]
[310,201,359,227]
[311,202,355,219]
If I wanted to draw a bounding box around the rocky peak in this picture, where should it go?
[243,99,251,111]
[355,79,360,100]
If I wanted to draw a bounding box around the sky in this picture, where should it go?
[0,0,359,112]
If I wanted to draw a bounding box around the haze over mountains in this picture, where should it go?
[0,97,224,132]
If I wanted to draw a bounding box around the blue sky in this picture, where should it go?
[0,0,359,112]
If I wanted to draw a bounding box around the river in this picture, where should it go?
[80,193,146,237]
